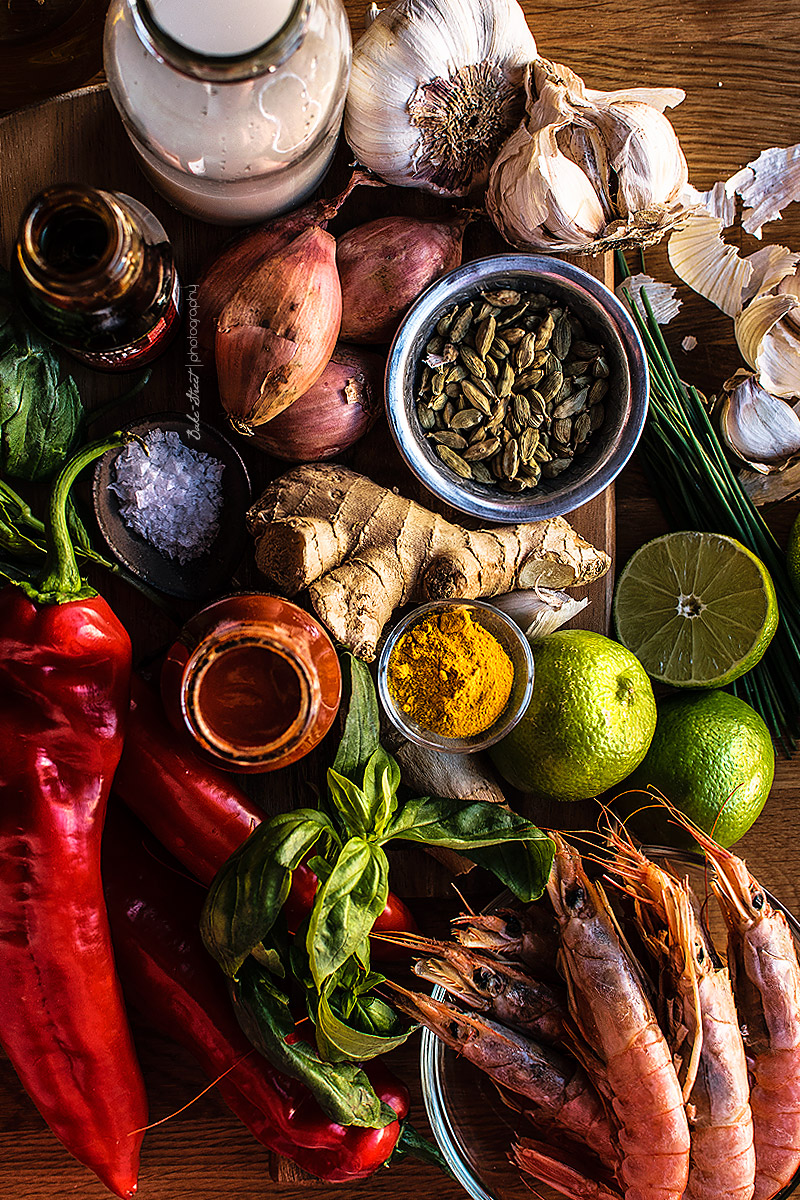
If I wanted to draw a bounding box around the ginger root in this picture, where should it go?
[246,464,610,660]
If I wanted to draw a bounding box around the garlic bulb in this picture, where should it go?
[487,58,692,255]
[344,0,537,197]
[718,369,800,473]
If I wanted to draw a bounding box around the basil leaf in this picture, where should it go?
[201,809,339,978]
[307,838,389,988]
[233,959,397,1129]
[316,986,413,1063]
[462,839,555,903]
[332,655,380,785]
[362,745,401,837]
[327,768,372,836]
[383,795,550,849]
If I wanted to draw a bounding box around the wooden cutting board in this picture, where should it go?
[0,83,614,1200]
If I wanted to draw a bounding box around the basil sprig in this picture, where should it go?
[201,654,555,1127]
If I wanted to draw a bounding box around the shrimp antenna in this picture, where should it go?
[450,882,475,915]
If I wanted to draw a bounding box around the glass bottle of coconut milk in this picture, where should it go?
[103,0,352,225]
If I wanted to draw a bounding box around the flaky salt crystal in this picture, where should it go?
[110,428,225,564]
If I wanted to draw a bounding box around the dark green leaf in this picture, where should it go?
[307,838,389,988]
[332,654,380,784]
[327,768,372,836]
[201,809,339,978]
[462,838,555,902]
[393,1121,456,1178]
[233,959,397,1129]
[315,986,413,1063]
[361,745,401,836]
[384,794,553,851]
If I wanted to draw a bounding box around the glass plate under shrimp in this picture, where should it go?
[419,847,800,1200]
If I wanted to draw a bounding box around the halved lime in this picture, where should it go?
[613,531,779,687]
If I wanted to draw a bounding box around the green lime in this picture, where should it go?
[615,689,775,848]
[788,509,800,602]
[613,531,778,688]
[489,629,656,802]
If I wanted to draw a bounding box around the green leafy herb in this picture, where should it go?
[0,268,83,483]
[233,959,397,1129]
[201,652,555,1120]
[307,837,389,987]
[201,809,340,977]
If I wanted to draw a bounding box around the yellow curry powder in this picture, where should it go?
[388,607,514,738]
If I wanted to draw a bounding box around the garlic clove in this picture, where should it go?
[734,291,800,399]
[741,244,800,306]
[344,0,537,197]
[726,142,800,238]
[491,587,589,639]
[718,369,800,472]
[584,94,688,213]
[616,273,681,325]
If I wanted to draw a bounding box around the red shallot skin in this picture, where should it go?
[196,169,381,363]
[250,343,385,461]
[216,224,343,432]
[338,214,470,344]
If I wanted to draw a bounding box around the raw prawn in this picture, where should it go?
[547,833,690,1200]
[384,980,617,1169]
[404,931,567,1042]
[605,827,755,1200]
[685,820,800,1200]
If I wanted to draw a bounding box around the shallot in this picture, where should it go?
[215,225,342,434]
[196,170,380,363]
[249,345,385,462]
[338,213,472,344]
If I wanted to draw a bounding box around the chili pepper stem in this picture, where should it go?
[21,433,126,606]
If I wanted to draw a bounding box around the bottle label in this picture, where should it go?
[73,270,183,370]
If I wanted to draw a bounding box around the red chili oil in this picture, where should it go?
[195,643,303,751]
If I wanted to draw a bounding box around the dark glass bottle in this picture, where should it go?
[12,183,181,371]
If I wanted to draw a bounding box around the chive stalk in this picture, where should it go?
[616,252,800,753]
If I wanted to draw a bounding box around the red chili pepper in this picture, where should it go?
[102,804,409,1182]
[115,678,419,956]
[0,437,147,1199]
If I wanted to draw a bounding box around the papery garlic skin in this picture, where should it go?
[491,587,589,639]
[719,369,800,473]
[487,58,693,255]
[735,290,800,401]
[344,0,537,196]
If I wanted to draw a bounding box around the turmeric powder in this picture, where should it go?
[387,607,514,738]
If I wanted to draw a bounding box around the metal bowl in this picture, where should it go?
[377,599,534,754]
[419,847,800,1200]
[385,254,649,523]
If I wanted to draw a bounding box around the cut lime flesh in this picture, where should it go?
[614,531,778,687]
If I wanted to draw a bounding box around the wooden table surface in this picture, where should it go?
[1,1,800,1199]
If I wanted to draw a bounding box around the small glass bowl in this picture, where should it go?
[377,598,534,754]
[420,848,800,1200]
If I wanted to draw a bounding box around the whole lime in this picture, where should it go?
[788,509,800,602]
[615,689,775,848]
[489,629,657,802]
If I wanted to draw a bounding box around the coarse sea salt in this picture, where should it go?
[110,428,225,564]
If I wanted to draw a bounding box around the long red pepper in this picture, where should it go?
[102,804,409,1182]
[114,676,418,951]
[0,437,147,1198]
